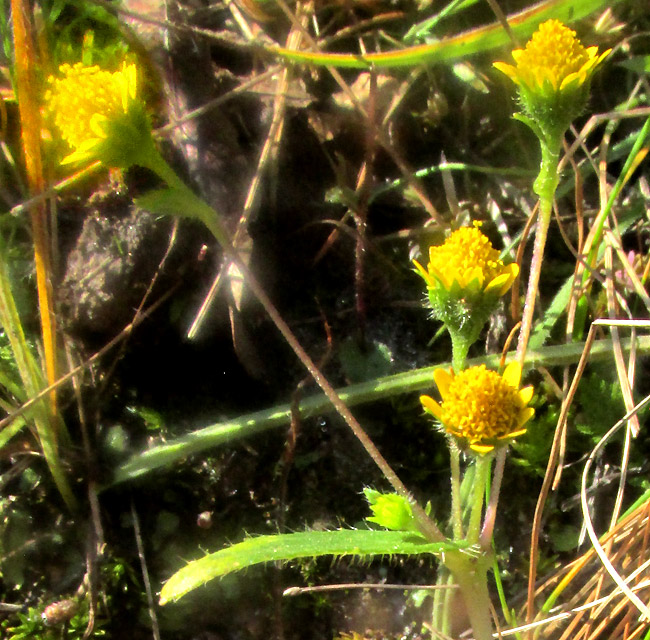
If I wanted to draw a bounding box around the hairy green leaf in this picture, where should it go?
[160,529,469,605]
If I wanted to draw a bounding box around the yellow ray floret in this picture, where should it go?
[413,224,518,297]
[493,19,610,95]
[420,362,534,454]
[44,62,139,165]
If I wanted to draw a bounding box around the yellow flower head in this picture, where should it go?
[493,20,609,94]
[420,362,534,454]
[44,62,152,168]
[493,20,610,144]
[413,224,518,297]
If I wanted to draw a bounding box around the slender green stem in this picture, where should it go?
[431,566,449,636]
[492,551,522,640]
[440,570,456,637]
[457,566,493,640]
[451,334,470,373]
[450,446,464,540]
[444,550,494,640]
[480,448,506,550]
[516,140,561,364]
[437,454,495,640]
[467,455,492,545]
[449,349,466,541]
[517,134,562,630]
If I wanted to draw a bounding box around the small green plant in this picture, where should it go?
[493,19,610,360]
[40,18,618,640]
[157,224,531,640]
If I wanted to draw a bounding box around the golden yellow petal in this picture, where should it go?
[470,443,494,454]
[580,56,599,74]
[89,113,109,139]
[412,259,434,287]
[499,262,519,294]
[597,49,612,65]
[60,138,101,165]
[505,261,519,276]
[518,385,534,405]
[502,361,522,389]
[118,65,131,110]
[493,61,521,85]
[428,263,451,289]
[433,368,453,398]
[510,50,525,64]
[559,74,579,91]
[484,273,509,295]
[517,407,535,426]
[126,63,137,101]
[420,395,443,420]
[498,427,527,440]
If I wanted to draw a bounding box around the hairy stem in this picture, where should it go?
[516,141,560,364]
[450,446,464,540]
[467,455,492,545]
[445,550,494,640]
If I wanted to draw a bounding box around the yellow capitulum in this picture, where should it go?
[420,362,534,454]
[493,19,610,93]
[413,224,518,296]
[44,62,138,163]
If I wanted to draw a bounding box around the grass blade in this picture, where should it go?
[271,0,621,68]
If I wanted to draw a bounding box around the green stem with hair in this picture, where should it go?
[467,454,492,545]
[516,138,561,363]
[444,548,495,640]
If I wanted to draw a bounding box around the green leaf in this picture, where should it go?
[0,236,75,510]
[617,56,650,74]
[0,415,27,450]
[111,336,650,486]
[160,529,469,605]
[135,188,201,221]
[528,276,572,351]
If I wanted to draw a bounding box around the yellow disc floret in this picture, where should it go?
[44,62,149,167]
[420,362,534,454]
[45,63,133,150]
[413,224,518,296]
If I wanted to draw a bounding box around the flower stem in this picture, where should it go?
[432,566,453,637]
[467,454,492,545]
[451,333,470,373]
[450,446,464,540]
[444,550,494,640]
[516,139,561,364]
[480,448,506,550]
[436,455,495,640]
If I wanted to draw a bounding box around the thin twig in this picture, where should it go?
[283,582,457,596]
[130,500,161,640]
